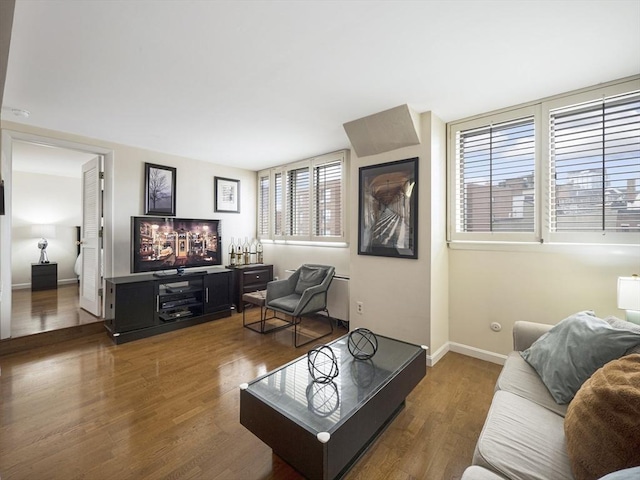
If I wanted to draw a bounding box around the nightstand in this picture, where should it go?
[31,262,58,291]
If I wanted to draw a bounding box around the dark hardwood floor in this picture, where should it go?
[10,283,101,338]
[0,306,502,480]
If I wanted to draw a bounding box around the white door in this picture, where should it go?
[80,156,103,316]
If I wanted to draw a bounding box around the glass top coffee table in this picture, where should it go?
[240,333,427,480]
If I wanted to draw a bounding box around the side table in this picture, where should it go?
[32,262,58,291]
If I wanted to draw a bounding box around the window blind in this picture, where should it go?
[550,92,640,232]
[274,172,283,236]
[286,167,310,236]
[455,117,535,233]
[314,160,343,237]
[257,174,269,237]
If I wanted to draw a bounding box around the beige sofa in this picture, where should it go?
[462,319,640,480]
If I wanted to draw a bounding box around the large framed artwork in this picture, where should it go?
[144,162,176,216]
[214,176,240,213]
[358,157,418,259]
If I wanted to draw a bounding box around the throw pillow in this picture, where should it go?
[520,311,640,404]
[294,266,327,294]
[564,354,640,480]
[604,316,640,355]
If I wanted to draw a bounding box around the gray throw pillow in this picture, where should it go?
[294,266,326,294]
[520,311,640,404]
[604,316,640,355]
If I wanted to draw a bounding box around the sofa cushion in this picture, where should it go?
[564,354,640,480]
[461,466,507,480]
[473,390,573,480]
[520,311,640,404]
[496,352,568,417]
[294,266,327,294]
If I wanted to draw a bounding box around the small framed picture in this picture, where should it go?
[358,157,419,259]
[144,163,176,216]
[214,177,240,213]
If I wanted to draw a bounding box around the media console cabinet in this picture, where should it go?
[104,269,232,344]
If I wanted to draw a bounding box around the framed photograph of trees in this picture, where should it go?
[144,163,176,216]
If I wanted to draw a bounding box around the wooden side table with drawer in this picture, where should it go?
[232,264,273,313]
[31,262,58,291]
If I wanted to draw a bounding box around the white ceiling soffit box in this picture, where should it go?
[343,104,420,158]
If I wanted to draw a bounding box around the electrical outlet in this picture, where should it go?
[356,301,363,315]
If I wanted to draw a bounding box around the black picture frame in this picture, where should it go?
[144,163,176,216]
[358,157,418,259]
[214,177,240,213]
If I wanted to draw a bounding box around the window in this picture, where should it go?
[285,167,310,237]
[313,158,343,238]
[448,77,640,245]
[257,174,269,237]
[549,92,640,240]
[257,150,348,243]
[454,116,535,235]
[449,106,538,243]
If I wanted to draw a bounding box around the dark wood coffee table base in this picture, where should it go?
[240,344,426,480]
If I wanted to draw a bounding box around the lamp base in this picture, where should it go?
[39,249,49,264]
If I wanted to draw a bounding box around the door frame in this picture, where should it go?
[0,129,114,339]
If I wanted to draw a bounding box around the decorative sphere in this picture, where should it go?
[38,239,48,250]
[348,328,378,360]
[307,345,339,383]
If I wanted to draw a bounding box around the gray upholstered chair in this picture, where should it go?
[265,264,335,347]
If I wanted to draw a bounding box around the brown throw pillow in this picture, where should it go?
[564,354,640,480]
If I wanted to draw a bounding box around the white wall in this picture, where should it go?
[348,111,448,352]
[11,170,81,286]
[449,244,640,356]
[108,144,256,277]
[262,243,350,280]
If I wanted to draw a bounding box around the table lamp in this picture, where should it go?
[617,275,640,325]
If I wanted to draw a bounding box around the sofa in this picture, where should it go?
[462,314,640,480]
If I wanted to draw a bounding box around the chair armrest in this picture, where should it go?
[513,321,554,351]
[293,283,328,317]
[266,278,295,303]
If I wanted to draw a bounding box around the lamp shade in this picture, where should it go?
[617,276,640,311]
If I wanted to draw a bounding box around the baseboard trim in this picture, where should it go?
[427,342,450,367]
[449,342,507,365]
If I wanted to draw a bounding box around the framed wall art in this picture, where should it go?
[144,162,176,216]
[214,177,240,213]
[358,157,418,259]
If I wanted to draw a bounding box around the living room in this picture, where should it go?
[0,1,639,479]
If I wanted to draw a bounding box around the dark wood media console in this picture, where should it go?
[104,269,232,344]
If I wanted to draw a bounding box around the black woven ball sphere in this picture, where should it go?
[307,345,339,383]
[348,328,378,360]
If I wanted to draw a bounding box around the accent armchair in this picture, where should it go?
[266,264,335,347]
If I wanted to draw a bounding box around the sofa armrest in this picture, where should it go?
[513,321,554,351]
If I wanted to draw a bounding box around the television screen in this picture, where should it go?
[131,217,222,273]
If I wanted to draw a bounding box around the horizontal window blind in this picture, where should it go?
[274,172,283,236]
[455,117,535,233]
[550,92,640,233]
[314,160,343,237]
[257,174,269,237]
[286,167,310,236]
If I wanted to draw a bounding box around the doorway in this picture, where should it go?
[0,130,114,340]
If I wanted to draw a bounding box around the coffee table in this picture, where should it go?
[239,333,427,479]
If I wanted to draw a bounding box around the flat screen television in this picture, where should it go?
[131,216,222,274]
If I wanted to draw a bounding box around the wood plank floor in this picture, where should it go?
[10,284,101,338]
[0,309,502,480]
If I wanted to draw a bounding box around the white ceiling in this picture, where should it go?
[2,0,639,172]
